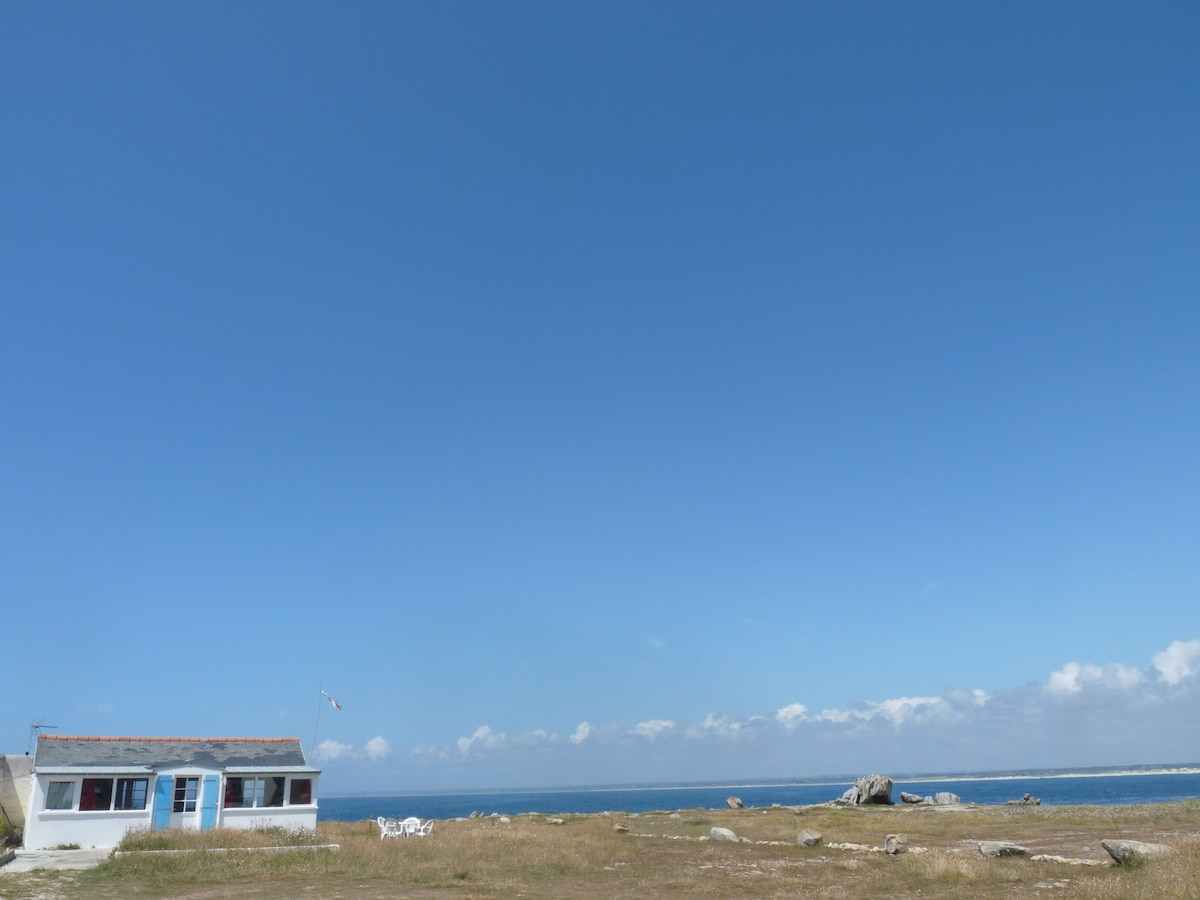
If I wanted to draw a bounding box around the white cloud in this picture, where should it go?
[396,639,1200,789]
[364,736,392,760]
[1048,662,1097,694]
[313,740,353,761]
[690,713,743,738]
[1153,640,1200,685]
[946,688,990,707]
[774,703,808,728]
[457,725,507,755]
[1111,664,1145,688]
[867,695,946,725]
[1047,661,1145,695]
[799,696,948,726]
[633,719,674,740]
[510,729,555,747]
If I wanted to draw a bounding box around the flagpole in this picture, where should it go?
[310,685,324,761]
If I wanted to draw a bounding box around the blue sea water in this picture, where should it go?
[320,769,1200,823]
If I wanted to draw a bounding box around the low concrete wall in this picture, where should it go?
[1,756,34,830]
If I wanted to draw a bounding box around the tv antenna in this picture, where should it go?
[28,720,58,754]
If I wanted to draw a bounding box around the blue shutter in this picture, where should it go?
[152,776,173,830]
[200,775,219,829]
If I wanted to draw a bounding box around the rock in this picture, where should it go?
[546,817,565,825]
[726,796,744,809]
[900,792,925,804]
[1101,839,1174,866]
[932,792,961,805]
[710,826,739,842]
[979,841,1031,858]
[612,823,629,834]
[1031,854,1105,866]
[1006,793,1041,806]
[843,773,894,805]
[797,830,822,847]
[498,816,511,824]
[885,833,908,855]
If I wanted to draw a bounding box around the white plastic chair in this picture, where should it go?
[413,819,434,837]
[400,816,421,837]
[377,816,402,839]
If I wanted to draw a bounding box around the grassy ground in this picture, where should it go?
[4,801,1200,898]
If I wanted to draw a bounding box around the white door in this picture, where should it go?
[168,776,201,829]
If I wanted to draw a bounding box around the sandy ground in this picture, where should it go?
[0,849,111,873]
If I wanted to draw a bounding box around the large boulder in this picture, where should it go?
[726,796,744,809]
[797,830,822,847]
[885,833,908,855]
[842,773,894,805]
[1101,839,1174,866]
[709,826,739,842]
[932,791,961,805]
[899,792,925,804]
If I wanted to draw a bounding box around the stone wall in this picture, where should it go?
[0,755,34,829]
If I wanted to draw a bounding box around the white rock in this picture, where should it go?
[979,841,1030,858]
[797,830,822,847]
[1101,839,1174,865]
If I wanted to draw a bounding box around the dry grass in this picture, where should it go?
[3,801,1200,898]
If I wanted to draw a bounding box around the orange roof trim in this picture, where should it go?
[41,735,300,743]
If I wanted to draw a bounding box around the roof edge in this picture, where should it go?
[40,736,302,743]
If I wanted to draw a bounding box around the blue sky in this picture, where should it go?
[3,2,1199,792]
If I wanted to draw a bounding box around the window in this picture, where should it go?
[223,776,288,808]
[290,778,312,805]
[224,777,263,808]
[173,776,199,812]
[79,778,114,811]
[247,778,264,807]
[224,777,245,808]
[45,777,149,812]
[45,781,74,810]
[115,778,148,810]
[262,776,285,808]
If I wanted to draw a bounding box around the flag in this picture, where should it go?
[321,690,343,712]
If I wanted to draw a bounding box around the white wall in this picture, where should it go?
[23,775,152,850]
[216,773,319,832]
[219,805,318,831]
[23,771,318,850]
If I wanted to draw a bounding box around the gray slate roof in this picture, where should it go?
[33,737,313,771]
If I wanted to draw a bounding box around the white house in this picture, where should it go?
[24,735,320,850]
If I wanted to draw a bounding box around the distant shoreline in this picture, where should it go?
[895,767,1200,785]
[323,764,1200,798]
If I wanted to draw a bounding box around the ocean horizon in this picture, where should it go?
[319,764,1200,823]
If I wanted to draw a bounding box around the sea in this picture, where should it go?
[319,766,1200,823]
